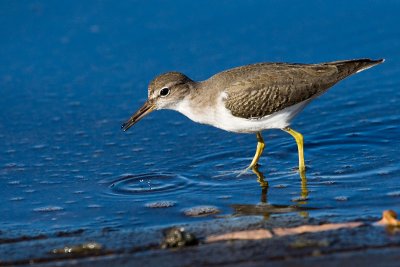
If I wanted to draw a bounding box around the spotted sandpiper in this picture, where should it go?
[122,59,383,177]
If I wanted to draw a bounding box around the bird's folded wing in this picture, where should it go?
[223,64,340,119]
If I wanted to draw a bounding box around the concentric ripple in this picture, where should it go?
[108,173,192,197]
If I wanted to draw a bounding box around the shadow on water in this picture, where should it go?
[232,165,315,219]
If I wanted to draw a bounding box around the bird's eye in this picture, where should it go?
[159,87,170,97]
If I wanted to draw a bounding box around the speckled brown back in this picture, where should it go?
[215,59,382,119]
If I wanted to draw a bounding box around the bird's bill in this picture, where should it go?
[121,101,155,131]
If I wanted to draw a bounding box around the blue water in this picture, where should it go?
[1,1,399,235]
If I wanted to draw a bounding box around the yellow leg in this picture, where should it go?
[283,127,306,173]
[238,132,265,176]
[283,127,308,202]
[248,132,265,169]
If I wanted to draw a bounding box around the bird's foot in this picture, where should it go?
[237,167,250,177]
[237,164,257,177]
[213,169,244,178]
[214,167,253,178]
[214,164,263,178]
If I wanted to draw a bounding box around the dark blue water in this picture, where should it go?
[1,1,399,235]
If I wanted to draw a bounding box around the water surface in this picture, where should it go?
[1,1,399,236]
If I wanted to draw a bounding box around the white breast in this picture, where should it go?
[173,92,312,133]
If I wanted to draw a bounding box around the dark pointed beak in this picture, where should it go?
[121,100,156,131]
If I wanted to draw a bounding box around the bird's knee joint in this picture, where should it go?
[297,134,304,143]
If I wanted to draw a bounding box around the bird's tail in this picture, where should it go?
[325,58,384,79]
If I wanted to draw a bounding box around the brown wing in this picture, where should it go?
[221,59,382,119]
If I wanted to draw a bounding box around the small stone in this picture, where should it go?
[182,206,220,217]
[52,242,102,254]
[145,201,176,208]
[291,196,309,202]
[334,196,348,201]
[376,210,400,226]
[33,206,64,212]
[387,191,400,197]
[217,195,232,199]
[161,227,198,249]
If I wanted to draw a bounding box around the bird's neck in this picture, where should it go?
[172,85,220,125]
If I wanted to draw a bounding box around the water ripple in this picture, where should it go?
[107,173,193,199]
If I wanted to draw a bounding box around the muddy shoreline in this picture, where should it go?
[2,214,399,266]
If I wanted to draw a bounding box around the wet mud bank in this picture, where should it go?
[1,214,400,266]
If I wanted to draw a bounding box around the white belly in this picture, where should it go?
[173,92,312,133]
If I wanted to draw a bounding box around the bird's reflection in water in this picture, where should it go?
[231,165,312,219]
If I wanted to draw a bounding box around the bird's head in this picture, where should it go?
[121,72,193,131]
